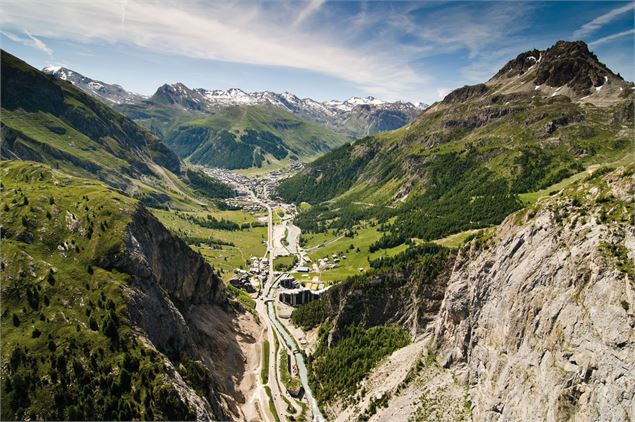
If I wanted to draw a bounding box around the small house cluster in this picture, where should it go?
[317,253,346,270]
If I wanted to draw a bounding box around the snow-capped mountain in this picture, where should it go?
[43,64,428,137]
[42,65,144,105]
[151,82,428,137]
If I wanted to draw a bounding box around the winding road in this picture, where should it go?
[255,189,325,422]
[204,166,325,421]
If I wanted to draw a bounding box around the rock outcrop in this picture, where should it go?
[99,205,246,420]
[316,166,634,422]
[434,166,634,421]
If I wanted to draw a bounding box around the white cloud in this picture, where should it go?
[436,87,450,99]
[1,29,53,55]
[0,1,559,103]
[294,0,326,27]
[573,3,635,38]
[0,0,425,100]
[590,28,635,47]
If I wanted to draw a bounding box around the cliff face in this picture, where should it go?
[433,166,634,421]
[104,206,245,420]
[308,166,633,421]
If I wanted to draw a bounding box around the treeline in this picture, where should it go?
[368,152,522,249]
[240,129,288,160]
[178,234,234,247]
[369,242,443,268]
[510,146,583,193]
[307,325,410,405]
[276,139,378,205]
[178,212,241,231]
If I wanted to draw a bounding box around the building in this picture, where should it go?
[279,288,318,306]
[280,276,299,289]
[296,266,310,273]
[229,278,256,293]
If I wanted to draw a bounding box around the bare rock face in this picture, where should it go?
[434,167,634,421]
[443,84,490,104]
[123,207,226,306]
[99,206,240,420]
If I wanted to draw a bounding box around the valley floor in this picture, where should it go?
[155,156,634,422]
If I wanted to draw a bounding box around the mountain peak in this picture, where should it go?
[491,40,624,98]
[42,64,143,104]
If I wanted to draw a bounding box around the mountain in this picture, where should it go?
[488,40,626,104]
[2,50,233,207]
[0,160,250,420]
[291,164,634,420]
[277,40,633,247]
[146,83,427,138]
[41,66,426,168]
[42,65,144,105]
[118,87,350,169]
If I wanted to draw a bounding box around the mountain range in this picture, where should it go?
[278,40,633,244]
[42,65,427,142]
[42,66,427,168]
[42,65,426,137]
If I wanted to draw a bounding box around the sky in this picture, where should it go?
[1,1,633,104]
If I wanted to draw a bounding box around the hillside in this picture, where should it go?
[277,40,634,248]
[119,98,348,169]
[1,50,233,208]
[40,66,425,168]
[0,161,250,420]
[292,164,634,420]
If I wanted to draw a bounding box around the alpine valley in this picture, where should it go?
[1,33,633,422]
[42,66,427,170]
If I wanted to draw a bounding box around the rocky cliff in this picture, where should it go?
[433,165,634,421]
[0,161,247,420]
[296,165,634,421]
[103,206,235,419]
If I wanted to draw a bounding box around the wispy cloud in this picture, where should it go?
[573,3,635,38]
[0,0,425,99]
[293,0,326,27]
[436,87,451,99]
[590,28,635,46]
[0,29,53,55]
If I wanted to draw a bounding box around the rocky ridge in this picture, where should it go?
[150,83,427,137]
[42,65,145,105]
[436,41,632,111]
[319,164,634,421]
[41,64,427,138]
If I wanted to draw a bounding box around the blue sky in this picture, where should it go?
[1,1,633,104]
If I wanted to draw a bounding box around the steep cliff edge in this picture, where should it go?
[434,165,634,421]
[0,161,247,420]
[292,165,633,421]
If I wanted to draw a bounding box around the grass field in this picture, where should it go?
[152,208,267,279]
[302,223,408,284]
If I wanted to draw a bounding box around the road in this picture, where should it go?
[203,166,324,421]
[257,189,325,422]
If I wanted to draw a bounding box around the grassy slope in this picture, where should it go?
[301,224,408,285]
[151,209,267,280]
[119,102,348,169]
[278,92,633,247]
[0,161,196,420]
